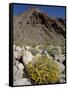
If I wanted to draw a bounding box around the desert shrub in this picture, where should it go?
[29,49,39,56]
[47,48,60,57]
[26,55,61,84]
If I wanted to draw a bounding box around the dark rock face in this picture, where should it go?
[13,8,66,46]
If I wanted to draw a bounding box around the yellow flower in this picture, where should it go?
[26,55,61,84]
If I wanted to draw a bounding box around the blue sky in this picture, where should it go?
[13,4,66,18]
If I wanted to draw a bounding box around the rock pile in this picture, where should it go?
[13,44,66,86]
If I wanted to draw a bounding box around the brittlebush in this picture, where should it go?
[26,55,61,84]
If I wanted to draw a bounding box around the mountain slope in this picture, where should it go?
[13,8,66,46]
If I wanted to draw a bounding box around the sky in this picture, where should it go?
[12,3,66,18]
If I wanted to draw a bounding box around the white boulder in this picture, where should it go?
[14,78,31,86]
[55,61,65,73]
[13,61,24,81]
[14,50,22,60]
[22,50,34,65]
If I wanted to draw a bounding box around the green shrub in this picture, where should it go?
[26,55,61,84]
[47,48,60,57]
[29,49,39,56]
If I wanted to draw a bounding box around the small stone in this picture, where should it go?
[59,79,65,83]
[54,54,65,63]
[15,46,22,52]
[13,44,16,50]
[60,74,65,79]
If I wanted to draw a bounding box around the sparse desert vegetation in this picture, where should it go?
[13,7,66,86]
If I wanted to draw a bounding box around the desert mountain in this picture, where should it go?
[13,8,66,46]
